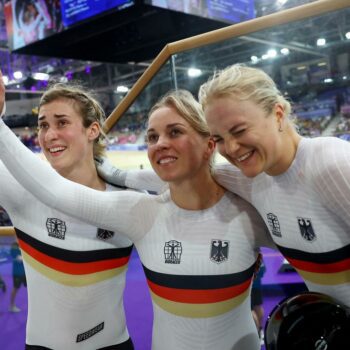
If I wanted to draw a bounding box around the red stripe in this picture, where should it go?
[287,257,350,273]
[147,278,252,303]
[18,239,129,275]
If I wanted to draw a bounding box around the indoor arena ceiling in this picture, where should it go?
[0,0,349,99]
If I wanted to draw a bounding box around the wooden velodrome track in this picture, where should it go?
[106,150,151,170]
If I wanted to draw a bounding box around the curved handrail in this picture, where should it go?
[103,0,350,132]
[0,226,15,236]
[1,0,349,237]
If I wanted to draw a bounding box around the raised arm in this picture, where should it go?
[96,156,166,193]
[0,117,154,241]
[0,77,28,206]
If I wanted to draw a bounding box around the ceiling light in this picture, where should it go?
[317,62,327,66]
[324,78,333,83]
[317,38,326,46]
[251,56,259,63]
[187,68,202,78]
[261,54,269,60]
[346,32,350,40]
[33,73,49,81]
[116,85,129,93]
[267,49,277,58]
[2,75,9,85]
[14,71,23,80]
[297,66,306,70]
[280,48,289,55]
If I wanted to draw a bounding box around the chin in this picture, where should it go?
[158,174,175,182]
[51,161,69,173]
[159,170,182,183]
[240,165,261,178]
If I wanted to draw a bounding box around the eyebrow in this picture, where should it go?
[38,114,68,122]
[147,122,185,133]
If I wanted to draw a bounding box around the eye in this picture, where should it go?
[146,133,158,144]
[169,128,182,137]
[38,123,48,130]
[211,136,223,143]
[233,129,245,136]
[58,120,68,127]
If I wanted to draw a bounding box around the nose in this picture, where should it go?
[44,126,58,142]
[154,134,170,150]
[224,137,239,156]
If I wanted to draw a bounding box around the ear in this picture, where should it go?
[275,103,285,123]
[204,137,216,159]
[274,103,285,129]
[87,121,100,142]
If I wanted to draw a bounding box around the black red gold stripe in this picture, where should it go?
[143,263,255,318]
[15,228,133,286]
[277,244,350,285]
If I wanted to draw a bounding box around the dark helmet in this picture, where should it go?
[264,291,350,350]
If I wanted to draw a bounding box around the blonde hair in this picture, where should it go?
[148,89,210,138]
[39,83,106,158]
[199,64,292,120]
[148,90,215,169]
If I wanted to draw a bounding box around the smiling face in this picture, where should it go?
[205,96,287,177]
[38,98,99,177]
[146,106,212,184]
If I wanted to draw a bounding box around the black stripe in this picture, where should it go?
[142,263,256,290]
[15,228,133,263]
[277,243,350,264]
[98,338,134,350]
[25,338,134,350]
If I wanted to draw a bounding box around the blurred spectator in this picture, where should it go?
[0,207,12,226]
[251,255,266,343]
[0,274,6,293]
[9,241,26,313]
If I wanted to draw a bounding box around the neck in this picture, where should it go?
[169,169,225,210]
[268,127,302,176]
[57,158,106,190]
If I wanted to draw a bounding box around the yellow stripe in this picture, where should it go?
[22,251,127,287]
[296,268,350,285]
[150,288,250,318]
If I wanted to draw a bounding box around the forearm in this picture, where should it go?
[96,156,166,192]
[125,169,166,192]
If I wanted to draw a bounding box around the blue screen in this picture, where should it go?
[145,0,255,24]
[4,0,135,50]
[60,0,134,27]
[207,0,255,23]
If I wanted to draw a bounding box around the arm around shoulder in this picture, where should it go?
[310,137,350,225]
